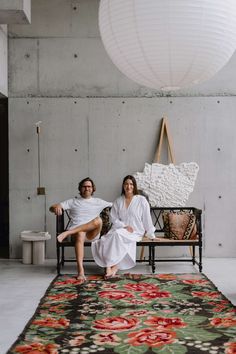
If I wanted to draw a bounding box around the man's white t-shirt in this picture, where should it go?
[60,197,112,230]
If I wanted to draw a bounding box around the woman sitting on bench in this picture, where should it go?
[91,175,155,279]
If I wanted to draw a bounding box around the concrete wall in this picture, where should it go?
[0,25,7,97]
[0,0,31,24]
[8,0,236,259]
[0,0,31,96]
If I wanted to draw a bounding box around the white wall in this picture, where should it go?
[8,0,236,259]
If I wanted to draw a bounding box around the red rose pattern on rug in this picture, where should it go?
[7,273,236,354]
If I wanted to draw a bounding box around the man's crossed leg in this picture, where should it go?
[57,217,102,281]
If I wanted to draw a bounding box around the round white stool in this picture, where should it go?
[20,231,51,265]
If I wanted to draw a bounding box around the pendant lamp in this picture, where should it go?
[99,0,236,91]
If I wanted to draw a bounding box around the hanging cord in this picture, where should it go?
[35,121,47,232]
[44,194,47,232]
[37,125,41,187]
[35,121,42,188]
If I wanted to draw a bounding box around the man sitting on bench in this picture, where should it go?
[49,177,112,281]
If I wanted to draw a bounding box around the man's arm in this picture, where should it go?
[49,203,63,216]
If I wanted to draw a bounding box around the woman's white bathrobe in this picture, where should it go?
[91,195,155,270]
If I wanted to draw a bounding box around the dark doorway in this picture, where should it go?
[0,98,9,258]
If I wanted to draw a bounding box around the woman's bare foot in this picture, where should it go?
[104,265,118,279]
[57,231,69,243]
[111,265,118,277]
[104,267,113,279]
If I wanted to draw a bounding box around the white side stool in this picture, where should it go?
[20,231,51,265]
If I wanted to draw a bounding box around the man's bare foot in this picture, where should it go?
[76,274,87,282]
[57,231,69,243]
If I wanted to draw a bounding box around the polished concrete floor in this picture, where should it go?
[1,258,236,354]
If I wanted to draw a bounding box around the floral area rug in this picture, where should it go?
[7,273,236,354]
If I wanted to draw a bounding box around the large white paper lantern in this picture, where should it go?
[99,0,236,91]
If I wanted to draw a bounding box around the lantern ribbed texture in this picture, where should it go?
[99,0,236,90]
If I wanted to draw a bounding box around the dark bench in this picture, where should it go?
[56,207,203,274]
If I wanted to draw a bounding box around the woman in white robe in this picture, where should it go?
[91,175,155,278]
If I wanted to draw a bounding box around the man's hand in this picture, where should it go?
[49,204,63,215]
[54,206,63,215]
[124,225,134,233]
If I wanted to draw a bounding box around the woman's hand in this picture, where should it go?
[125,225,134,233]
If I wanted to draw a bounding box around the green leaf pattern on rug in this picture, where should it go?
[7,273,236,354]
[152,343,188,353]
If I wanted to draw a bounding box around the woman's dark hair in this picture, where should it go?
[78,177,96,195]
[121,175,139,195]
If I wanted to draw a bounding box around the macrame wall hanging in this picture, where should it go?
[133,117,199,207]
